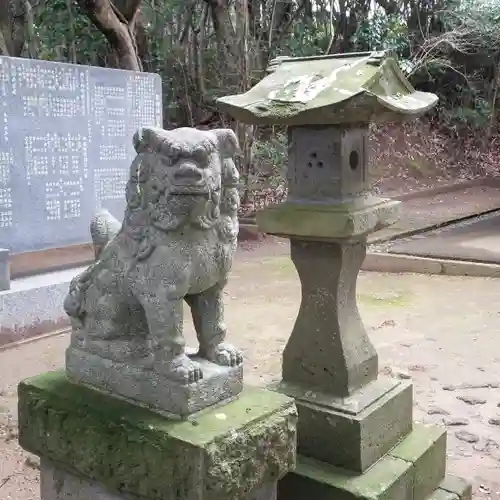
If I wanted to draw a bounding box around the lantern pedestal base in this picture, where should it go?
[279,424,472,500]
[272,378,413,473]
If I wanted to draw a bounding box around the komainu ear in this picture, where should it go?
[133,127,147,153]
[133,127,165,153]
[212,129,241,158]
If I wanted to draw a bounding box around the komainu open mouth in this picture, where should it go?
[169,185,211,196]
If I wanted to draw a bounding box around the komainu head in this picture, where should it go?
[124,127,241,233]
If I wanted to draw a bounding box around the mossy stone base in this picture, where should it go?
[256,196,400,239]
[278,423,454,500]
[18,371,297,500]
[274,379,413,472]
[389,422,446,500]
[41,459,279,500]
[438,475,472,500]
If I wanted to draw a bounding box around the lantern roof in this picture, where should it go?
[216,51,438,126]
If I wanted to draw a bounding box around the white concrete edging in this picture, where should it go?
[362,252,500,278]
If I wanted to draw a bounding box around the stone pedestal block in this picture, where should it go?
[18,371,296,500]
[41,460,278,500]
[279,424,471,500]
[274,378,413,472]
[66,347,243,418]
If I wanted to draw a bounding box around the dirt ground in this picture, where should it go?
[2,238,500,499]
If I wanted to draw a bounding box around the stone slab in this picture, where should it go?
[388,423,447,500]
[426,490,459,500]
[273,377,400,415]
[278,424,450,500]
[41,459,134,500]
[388,212,500,264]
[41,459,278,500]
[278,454,413,500]
[276,378,413,472]
[0,56,162,255]
[66,346,243,418]
[18,370,297,500]
[0,248,9,290]
[439,475,472,500]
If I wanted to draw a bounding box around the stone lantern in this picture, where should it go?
[217,51,471,500]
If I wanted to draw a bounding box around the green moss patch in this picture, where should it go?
[18,371,296,500]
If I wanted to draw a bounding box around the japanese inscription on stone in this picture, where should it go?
[0,57,162,253]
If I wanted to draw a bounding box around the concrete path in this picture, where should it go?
[388,211,500,264]
[369,183,500,243]
[1,241,500,499]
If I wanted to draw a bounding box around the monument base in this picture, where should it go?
[273,377,413,472]
[41,459,278,500]
[0,248,10,291]
[66,347,243,418]
[0,265,80,348]
[18,371,296,500]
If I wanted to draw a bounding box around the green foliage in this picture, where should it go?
[251,131,288,184]
[35,0,108,65]
[407,0,500,131]
[353,8,410,55]
[271,24,328,59]
[22,0,500,207]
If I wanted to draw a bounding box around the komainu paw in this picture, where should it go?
[203,343,244,367]
[155,354,204,384]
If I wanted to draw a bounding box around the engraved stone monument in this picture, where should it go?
[18,126,296,500]
[0,56,162,255]
[217,51,472,500]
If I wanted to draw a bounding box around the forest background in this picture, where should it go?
[1,0,497,213]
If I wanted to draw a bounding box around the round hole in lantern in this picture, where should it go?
[349,150,359,170]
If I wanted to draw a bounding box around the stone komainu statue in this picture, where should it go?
[64,126,243,384]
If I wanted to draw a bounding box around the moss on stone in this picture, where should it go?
[216,52,438,126]
[280,454,413,500]
[256,199,400,239]
[18,371,297,500]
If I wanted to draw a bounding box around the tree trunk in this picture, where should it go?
[0,0,31,57]
[204,0,236,73]
[76,0,142,71]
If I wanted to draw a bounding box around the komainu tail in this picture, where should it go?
[90,209,121,260]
